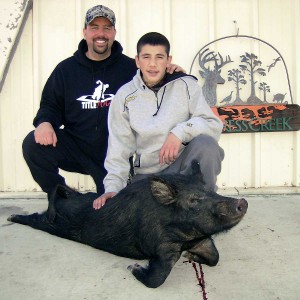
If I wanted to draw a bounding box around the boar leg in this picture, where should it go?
[8,212,72,238]
[128,251,181,288]
[8,213,55,232]
[183,238,219,266]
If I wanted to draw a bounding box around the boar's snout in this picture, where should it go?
[236,198,248,215]
[211,197,248,233]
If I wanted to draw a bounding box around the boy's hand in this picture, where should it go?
[93,192,116,210]
[159,133,181,165]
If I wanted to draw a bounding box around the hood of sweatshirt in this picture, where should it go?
[132,70,197,116]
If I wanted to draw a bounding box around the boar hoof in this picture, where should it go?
[7,215,16,222]
[127,263,164,288]
[127,263,143,272]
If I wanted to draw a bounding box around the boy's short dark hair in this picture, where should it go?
[137,32,170,56]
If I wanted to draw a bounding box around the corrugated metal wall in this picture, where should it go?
[0,0,299,192]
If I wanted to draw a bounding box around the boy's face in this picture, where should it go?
[135,45,172,87]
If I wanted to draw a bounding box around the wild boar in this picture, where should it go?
[8,161,247,288]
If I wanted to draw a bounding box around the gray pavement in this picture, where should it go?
[0,188,299,300]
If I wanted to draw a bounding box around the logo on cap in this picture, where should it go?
[85,5,116,27]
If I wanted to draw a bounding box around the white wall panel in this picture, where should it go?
[0,10,34,191]
[0,0,299,192]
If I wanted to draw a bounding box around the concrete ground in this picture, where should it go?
[0,188,299,300]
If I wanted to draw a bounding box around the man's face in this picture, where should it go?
[135,45,172,87]
[83,17,116,60]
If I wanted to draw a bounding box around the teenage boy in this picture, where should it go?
[93,32,224,209]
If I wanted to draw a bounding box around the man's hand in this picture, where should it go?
[34,122,57,147]
[93,192,116,210]
[166,63,186,74]
[159,133,182,165]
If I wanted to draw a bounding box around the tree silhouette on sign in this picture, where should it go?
[227,69,247,105]
[259,82,270,103]
[239,53,266,104]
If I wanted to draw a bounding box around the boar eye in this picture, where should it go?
[188,198,198,204]
[189,196,204,204]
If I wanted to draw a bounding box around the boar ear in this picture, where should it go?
[150,176,177,205]
[55,184,78,199]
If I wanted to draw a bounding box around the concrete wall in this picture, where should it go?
[0,0,299,192]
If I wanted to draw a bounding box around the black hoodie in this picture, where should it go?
[33,39,137,162]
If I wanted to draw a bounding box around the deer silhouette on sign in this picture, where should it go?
[199,48,233,106]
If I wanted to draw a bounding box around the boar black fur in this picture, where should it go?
[8,161,247,288]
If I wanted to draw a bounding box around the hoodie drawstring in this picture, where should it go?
[153,86,166,117]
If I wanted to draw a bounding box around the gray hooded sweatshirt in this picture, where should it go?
[104,70,223,193]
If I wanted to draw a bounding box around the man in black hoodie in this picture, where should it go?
[22,5,182,197]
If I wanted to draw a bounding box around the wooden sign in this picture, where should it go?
[212,104,300,133]
[189,35,300,133]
